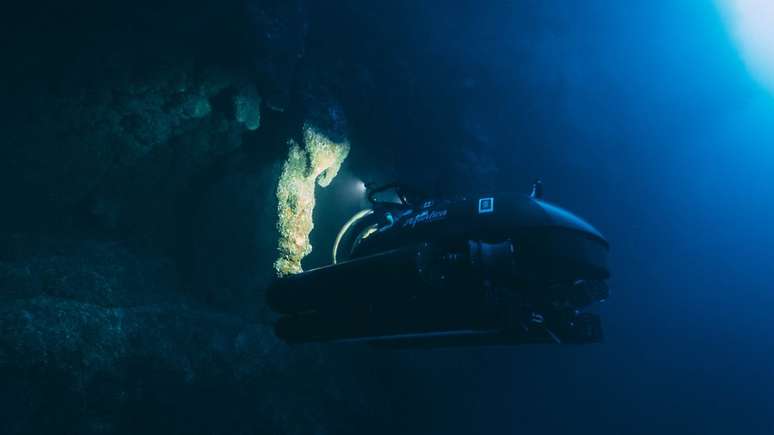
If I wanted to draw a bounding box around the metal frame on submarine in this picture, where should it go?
[266,181,610,348]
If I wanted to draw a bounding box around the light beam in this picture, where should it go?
[720,0,774,92]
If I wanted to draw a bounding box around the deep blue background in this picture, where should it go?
[1,0,769,432]
[312,1,774,433]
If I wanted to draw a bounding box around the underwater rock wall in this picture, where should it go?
[275,124,350,277]
[0,234,389,435]
[1,1,270,247]
[0,0,390,434]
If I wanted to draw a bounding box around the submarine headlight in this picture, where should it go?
[356,179,367,194]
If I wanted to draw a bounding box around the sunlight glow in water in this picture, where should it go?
[720,0,774,92]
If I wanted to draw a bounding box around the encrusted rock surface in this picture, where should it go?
[0,0,387,433]
[0,235,385,435]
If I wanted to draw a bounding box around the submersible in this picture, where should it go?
[266,181,610,348]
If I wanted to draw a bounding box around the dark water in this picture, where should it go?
[311,1,774,434]
[1,0,773,433]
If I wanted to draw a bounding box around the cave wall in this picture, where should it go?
[0,1,395,433]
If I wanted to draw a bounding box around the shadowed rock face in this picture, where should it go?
[0,0,278,245]
[0,236,389,435]
[0,0,393,433]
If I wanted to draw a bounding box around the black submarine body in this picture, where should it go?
[267,182,610,348]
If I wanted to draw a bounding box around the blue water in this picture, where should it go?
[316,1,774,433]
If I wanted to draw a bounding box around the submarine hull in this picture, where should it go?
[267,192,610,348]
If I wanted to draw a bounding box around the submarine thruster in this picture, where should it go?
[266,181,610,348]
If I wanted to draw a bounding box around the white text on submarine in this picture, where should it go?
[403,209,448,228]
